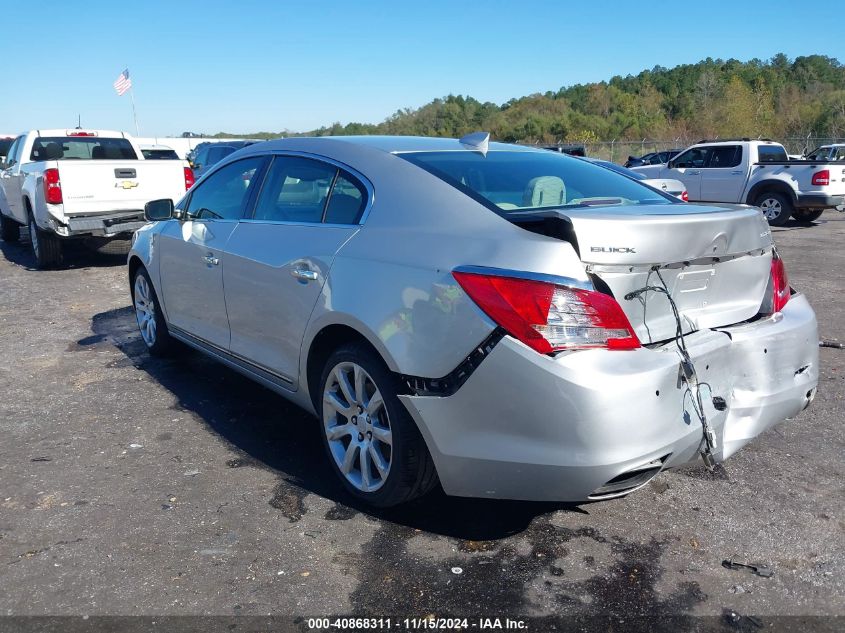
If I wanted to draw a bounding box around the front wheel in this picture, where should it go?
[28,215,62,268]
[132,267,174,356]
[1,213,20,242]
[792,209,824,224]
[319,344,438,507]
[756,192,793,227]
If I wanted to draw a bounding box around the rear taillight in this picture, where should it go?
[811,169,830,186]
[761,253,790,315]
[452,270,640,354]
[770,255,790,313]
[681,190,689,202]
[184,167,195,191]
[43,168,62,204]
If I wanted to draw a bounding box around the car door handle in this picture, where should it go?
[731,170,743,175]
[291,268,318,281]
[203,254,219,266]
[687,170,701,175]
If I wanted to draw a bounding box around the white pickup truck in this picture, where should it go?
[0,129,194,267]
[632,139,845,226]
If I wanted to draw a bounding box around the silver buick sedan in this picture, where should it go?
[129,134,818,507]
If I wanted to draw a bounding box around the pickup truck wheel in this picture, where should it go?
[28,215,63,268]
[319,344,438,507]
[792,209,824,224]
[132,267,174,356]
[0,213,20,242]
[756,192,793,227]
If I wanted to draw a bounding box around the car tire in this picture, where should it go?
[318,343,438,507]
[792,209,824,224]
[132,266,174,356]
[28,213,63,268]
[83,236,133,256]
[0,212,20,242]
[756,192,793,227]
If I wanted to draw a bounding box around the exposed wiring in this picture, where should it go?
[624,267,718,469]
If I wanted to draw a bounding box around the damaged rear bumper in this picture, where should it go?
[399,294,818,502]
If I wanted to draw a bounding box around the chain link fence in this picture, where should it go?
[535,137,845,164]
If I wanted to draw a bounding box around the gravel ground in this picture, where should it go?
[0,212,842,630]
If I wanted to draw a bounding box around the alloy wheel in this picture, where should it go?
[322,361,393,493]
[134,274,157,347]
[759,197,783,221]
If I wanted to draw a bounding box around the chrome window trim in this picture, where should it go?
[452,265,594,291]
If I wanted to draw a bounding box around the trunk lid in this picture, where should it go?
[57,160,186,216]
[562,203,774,344]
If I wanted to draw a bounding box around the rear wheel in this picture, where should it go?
[28,213,63,268]
[0,213,20,242]
[756,192,793,227]
[319,344,437,507]
[132,266,174,356]
[792,209,824,224]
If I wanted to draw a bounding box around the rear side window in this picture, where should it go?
[325,174,366,224]
[30,137,137,161]
[707,145,742,168]
[254,156,336,223]
[757,145,788,163]
[185,156,264,220]
[400,150,674,213]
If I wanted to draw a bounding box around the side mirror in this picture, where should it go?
[144,198,175,221]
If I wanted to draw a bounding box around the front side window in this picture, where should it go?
[185,156,264,220]
[835,147,845,161]
[29,137,137,161]
[4,137,21,165]
[400,150,675,213]
[253,156,337,223]
[673,147,711,169]
[706,145,742,168]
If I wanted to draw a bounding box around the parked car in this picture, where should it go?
[189,140,257,177]
[129,134,818,507]
[0,129,195,267]
[624,149,682,168]
[583,158,688,200]
[803,144,845,162]
[140,144,180,160]
[632,139,845,225]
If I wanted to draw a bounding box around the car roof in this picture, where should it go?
[247,135,542,155]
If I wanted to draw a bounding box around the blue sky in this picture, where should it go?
[2,0,843,136]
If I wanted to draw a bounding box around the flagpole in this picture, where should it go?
[128,84,140,136]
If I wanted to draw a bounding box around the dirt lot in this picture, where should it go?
[0,213,842,631]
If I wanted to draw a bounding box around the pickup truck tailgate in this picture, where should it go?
[58,160,185,215]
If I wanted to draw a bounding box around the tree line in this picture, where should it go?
[214,54,845,145]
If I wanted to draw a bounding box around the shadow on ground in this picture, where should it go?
[0,229,127,270]
[87,306,581,540]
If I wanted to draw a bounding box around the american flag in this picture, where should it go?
[113,69,132,96]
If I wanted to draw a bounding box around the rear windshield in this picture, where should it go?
[142,149,179,160]
[30,137,138,161]
[757,145,788,162]
[400,150,676,213]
